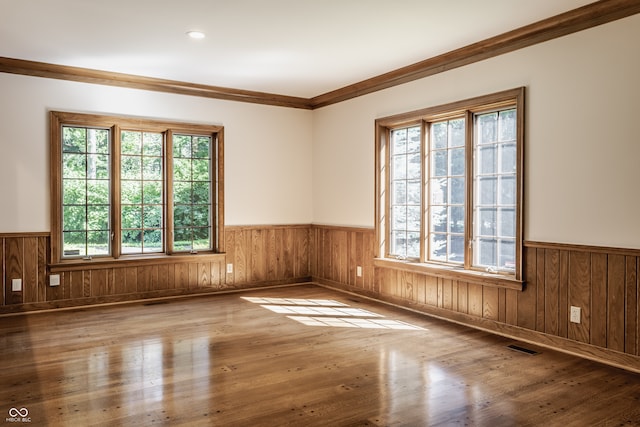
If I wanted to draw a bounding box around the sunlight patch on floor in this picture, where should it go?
[241,296,426,330]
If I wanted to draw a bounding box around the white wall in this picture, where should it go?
[0,74,313,232]
[312,14,640,250]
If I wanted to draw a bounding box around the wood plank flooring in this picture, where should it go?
[1,283,640,426]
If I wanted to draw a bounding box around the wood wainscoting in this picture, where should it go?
[0,225,311,314]
[310,224,640,372]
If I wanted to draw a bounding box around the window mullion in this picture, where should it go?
[464,111,474,270]
[166,130,175,254]
[421,120,428,263]
[112,125,122,258]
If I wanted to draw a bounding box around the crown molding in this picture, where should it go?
[0,57,314,110]
[310,0,640,108]
[1,0,638,110]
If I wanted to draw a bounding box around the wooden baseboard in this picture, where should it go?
[314,277,640,374]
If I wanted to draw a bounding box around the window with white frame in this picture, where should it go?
[376,88,524,279]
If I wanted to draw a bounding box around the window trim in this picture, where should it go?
[50,111,225,266]
[374,88,524,285]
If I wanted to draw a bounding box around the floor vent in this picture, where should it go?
[507,344,540,355]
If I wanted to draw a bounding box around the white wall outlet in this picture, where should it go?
[570,306,581,323]
[50,274,61,287]
[11,278,22,292]
[226,263,233,274]
[356,266,363,277]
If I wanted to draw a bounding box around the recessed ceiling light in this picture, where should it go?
[186,31,205,39]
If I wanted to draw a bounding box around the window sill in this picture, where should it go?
[50,252,227,272]
[373,258,524,291]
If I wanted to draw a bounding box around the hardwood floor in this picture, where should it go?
[1,283,639,426]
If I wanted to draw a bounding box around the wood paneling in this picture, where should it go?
[0,226,311,314]
[310,225,640,371]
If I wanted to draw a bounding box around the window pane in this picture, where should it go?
[87,231,109,256]
[121,206,142,229]
[389,126,421,259]
[392,205,407,230]
[407,127,421,153]
[407,153,421,179]
[431,206,447,233]
[431,122,447,149]
[431,178,447,204]
[143,205,162,228]
[87,154,109,179]
[478,145,496,174]
[499,175,516,205]
[449,234,464,263]
[450,206,464,233]
[393,155,407,180]
[407,181,420,205]
[498,109,516,142]
[450,177,465,205]
[478,239,497,267]
[63,154,86,179]
[478,177,497,205]
[63,232,86,257]
[63,205,86,231]
[449,119,465,148]
[143,181,163,204]
[87,180,109,205]
[120,130,164,254]
[193,182,211,204]
[143,157,162,180]
[121,181,142,204]
[499,239,516,271]
[477,112,497,144]
[63,179,86,205]
[499,208,516,238]
[391,230,406,257]
[473,108,518,272]
[173,134,213,251]
[430,233,447,262]
[122,230,142,254]
[61,126,111,258]
[479,208,497,236]
[407,206,421,232]
[432,151,447,177]
[121,131,142,155]
[174,228,192,251]
[500,142,516,173]
[406,232,420,259]
[392,181,406,205]
[143,230,163,253]
[174,158,192,181]
[143,133,163,156]
[63,127,86,153]
[173,135,192,158]
[193,228,211,250]
[121,156,142,179]
[450,148,465,175]
[87,205,109,230]
[174,181,193,205]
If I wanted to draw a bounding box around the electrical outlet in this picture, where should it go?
[356,266,363,277]
[570,306,581,323]
[50,274,61,287]
[226,263,233,274]
[12,278,22,292]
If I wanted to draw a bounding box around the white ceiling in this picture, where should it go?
[1,0,594,98]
